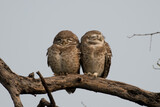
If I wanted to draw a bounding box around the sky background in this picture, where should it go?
[0,0,160,107]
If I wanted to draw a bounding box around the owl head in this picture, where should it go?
[53,30,79,46]
[81,30,105,45]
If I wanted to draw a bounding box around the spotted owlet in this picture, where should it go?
[47,30,80,94]
[80,30,112,78]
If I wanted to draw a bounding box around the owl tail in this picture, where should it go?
[65,88,76,94]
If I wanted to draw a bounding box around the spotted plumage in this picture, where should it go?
[47,30,80,93]
[80,30,112,78]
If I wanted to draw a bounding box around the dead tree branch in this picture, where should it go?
[37,71,57,107]
[128,32,160,51]
[128,32,160,38]
[0,58,160,107]
[37,98,51,107]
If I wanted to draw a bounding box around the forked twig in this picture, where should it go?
[128,32,160,51]
[128,32,160,38]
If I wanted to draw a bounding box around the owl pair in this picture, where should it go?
[47,30,112,93]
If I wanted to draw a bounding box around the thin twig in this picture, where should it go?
[157,59,160,66]
[149,35,152,51]
[153,59,160,70]
[128,32,160,51]
[37,71,56,107]
[81,101,87,107]
[128,32,160,38]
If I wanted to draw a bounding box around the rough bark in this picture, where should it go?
[0,58,160,107]
[37,71,57,107]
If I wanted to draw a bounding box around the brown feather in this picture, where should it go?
[81,30,112,78]
[47,30,80,93]
[101,42,112,78]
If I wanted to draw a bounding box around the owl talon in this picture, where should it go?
[93,73,98,78]
[86,72,93,76]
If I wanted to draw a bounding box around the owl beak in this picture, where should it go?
[62,40,67,45]
[98,36,102,41]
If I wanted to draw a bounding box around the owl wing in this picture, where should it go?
[46,46,52,67]
[77,43,81,74]
[101,42,112,78]
[46,45,56,68]
[79,43,85,74]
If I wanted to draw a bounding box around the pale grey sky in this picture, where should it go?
[0,0,160,107]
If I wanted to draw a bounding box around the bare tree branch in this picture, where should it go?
[0,58,23,107]
[37,71,57,107]
[37,98,51,107]
[0,58,160,107]
[128,31,160,51]
[128,32,160,38]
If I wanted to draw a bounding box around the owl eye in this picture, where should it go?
[57,38,61,43]
[67,38,73,42]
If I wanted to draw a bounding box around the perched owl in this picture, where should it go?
[80,30,112,78]
[47,30,80,93]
